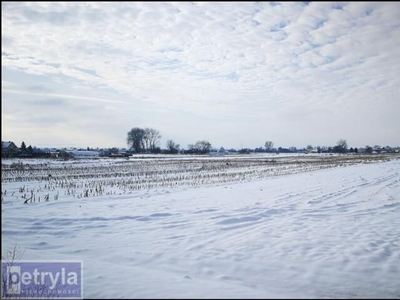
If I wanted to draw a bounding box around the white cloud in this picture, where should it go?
[2,2,400,148]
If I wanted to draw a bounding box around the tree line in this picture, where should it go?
[127,127,212,154]
[127,127,162,153]
[3,132,398,159]
[126,129,353,155]
[260,139,350,153]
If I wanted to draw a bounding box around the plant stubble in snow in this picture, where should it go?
[2,154,400,298]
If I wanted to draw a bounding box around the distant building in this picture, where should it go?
[1,141,18,157]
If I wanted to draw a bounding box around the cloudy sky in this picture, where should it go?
[2,2,400,150]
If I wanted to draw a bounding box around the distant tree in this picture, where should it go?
[195,140,212,154]
[254,147,264,153]
[166,139,180,154]
[289,146,297,153]
[187,144,195,154]
[365,145,373,154]
[127,127,146,153]
[188,140,212,154]
[21,141,27,152]
[152,147,161,154]
[109,147,119,155]
[144,128,162,153]
[373,145,381,152]
[238,148,251,154]
[264,141,274,152]
[141,139,148,153]
[354,147,358,153]
[337,139,348,149]
[349,147,354,153]
[306,145,313,152]
[27,145,33,154]
[332,145,340,153]
[334,139,348,153]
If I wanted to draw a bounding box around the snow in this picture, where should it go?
[2,156,400,298]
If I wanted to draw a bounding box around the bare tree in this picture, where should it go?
[334,139,348,153]
[194,140,212,154]
[144,128,162,153]
[187,141,212,154]
[337,139,348,149]
[187,144,194,153]
[365,145,373,153]
[127,128,146,153]
[264,141,274,152]
[127,127,161,153]
[2,244,25,298]
[142,130,150,153]
[166,139,180,154]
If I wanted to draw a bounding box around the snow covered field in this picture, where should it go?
[2,155,400,298]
